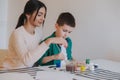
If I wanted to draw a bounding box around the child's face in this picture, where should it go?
[55,24,74,38]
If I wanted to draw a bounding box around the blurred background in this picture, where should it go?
[0,0,120,61]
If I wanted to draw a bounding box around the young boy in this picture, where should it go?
[34,12,76,66]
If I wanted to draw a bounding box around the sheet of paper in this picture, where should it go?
[36,71,74,80]
[0,72,34,80]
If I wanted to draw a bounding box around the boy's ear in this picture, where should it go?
[55,23,59,29]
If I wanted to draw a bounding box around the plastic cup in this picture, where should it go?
[65,60,77,72]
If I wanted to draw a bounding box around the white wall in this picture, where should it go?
[0,0,8,49]
[1,0,120,61]
[7,0,27,42]
[41,0,120,61]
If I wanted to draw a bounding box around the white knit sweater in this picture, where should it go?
[3,26,49,69]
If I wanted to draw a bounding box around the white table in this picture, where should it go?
[91,59,120,73]
[0,59,120,80]
[36,59,120,80]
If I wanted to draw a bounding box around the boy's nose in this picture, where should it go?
[64,32,69,37]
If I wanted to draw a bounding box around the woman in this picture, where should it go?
[2,0,67,70]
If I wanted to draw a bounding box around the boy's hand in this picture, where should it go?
[54,53,65,60]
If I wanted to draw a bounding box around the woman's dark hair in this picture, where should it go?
[56,12,76,28]
[15,0,47,29]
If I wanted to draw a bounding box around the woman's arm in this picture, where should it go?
[11,31,67,67]
[45,37,68,48]
[11,31,49,67]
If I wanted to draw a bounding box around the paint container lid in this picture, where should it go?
[86,59,90,64]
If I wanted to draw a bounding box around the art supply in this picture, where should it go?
[94,64,98,69]
[55,44,61,68]
[80,65,86,72]
[86,59,90,64]
[75,68,120,80]
[60,45,67,67]
[66,60,76,72]
[66,64,76,72]
[56,61,61,68]
[89,63,95,71]
[85,58,90,70]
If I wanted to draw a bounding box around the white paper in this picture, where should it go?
[36,71,73,80]
[0,72,34,80]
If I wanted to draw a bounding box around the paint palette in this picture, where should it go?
[0,67,44,78]
[75,68,120,80]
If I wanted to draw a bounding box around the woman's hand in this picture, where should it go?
[45,37,68,48]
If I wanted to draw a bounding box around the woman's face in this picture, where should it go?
[28,7,46,27]
[55,24,74,39]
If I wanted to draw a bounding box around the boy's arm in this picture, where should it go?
[42,52,65,64]
[66,38,73,60]
[41,55,55,64]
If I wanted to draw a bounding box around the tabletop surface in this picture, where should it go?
[0,59,120,80]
